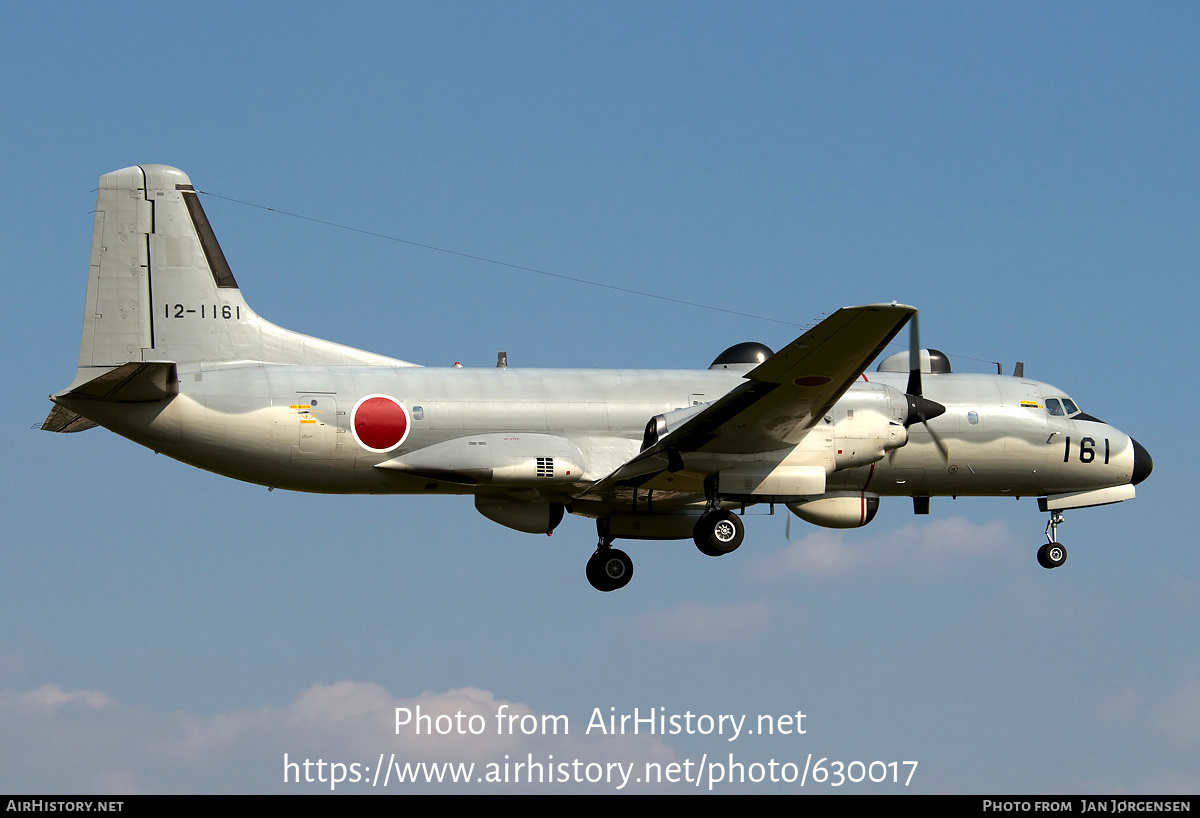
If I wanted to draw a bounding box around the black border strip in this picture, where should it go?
[182,190,239,289]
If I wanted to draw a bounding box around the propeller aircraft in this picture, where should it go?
[44,165,1153,591]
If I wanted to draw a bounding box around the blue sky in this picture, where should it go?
[2,2,1197,793]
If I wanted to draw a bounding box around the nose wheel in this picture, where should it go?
[1037,511,1068,569]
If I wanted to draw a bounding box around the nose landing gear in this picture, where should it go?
[1037,510,1068,569]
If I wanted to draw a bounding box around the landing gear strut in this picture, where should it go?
[1037,510,1068,569]
[586,518,633,592]
[693,480,744,557]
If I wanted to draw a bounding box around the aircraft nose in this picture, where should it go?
[1131,437,1153,485]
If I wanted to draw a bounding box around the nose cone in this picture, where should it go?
[904,394,946,427]
[1131,438,1153,485]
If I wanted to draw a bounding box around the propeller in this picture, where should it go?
[902,312,950,462]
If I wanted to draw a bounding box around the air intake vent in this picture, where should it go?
[536,457,554,478]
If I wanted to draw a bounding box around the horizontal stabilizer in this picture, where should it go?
[41,404,99,433]
[43,361,179,433]
[58,361,179,403]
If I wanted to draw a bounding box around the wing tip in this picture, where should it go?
[843,302,917,313]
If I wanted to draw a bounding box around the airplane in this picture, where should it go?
[43,165,1153,591]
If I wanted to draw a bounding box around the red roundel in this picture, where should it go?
[351,394,410,453]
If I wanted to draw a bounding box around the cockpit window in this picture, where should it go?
[1062,398,1079,415]
[1046,398,1065,417]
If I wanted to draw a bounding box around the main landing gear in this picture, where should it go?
[586,518,633,592]
[1037,510,1068,569]
[585,502,747,591]
[692,479,745,558]
[693,508,744,557]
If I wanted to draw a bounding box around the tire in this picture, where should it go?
[1037,543,1067,569]
[693,509,744,556]
[586,551,605,589]
[586,548,633,591]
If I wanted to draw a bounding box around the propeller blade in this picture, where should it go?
[902,310,949,462]
[924,421,950,463]
[907,311,922,397]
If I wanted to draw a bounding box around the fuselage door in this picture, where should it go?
[1006,381,1050,452]
[298,394,338,453]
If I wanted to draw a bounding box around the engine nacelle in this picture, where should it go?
[830,383,910,470]
[787,492,880,528]
[475,495,566,534]
[642,402,709,450]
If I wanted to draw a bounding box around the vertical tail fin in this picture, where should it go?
[71,164,409,386]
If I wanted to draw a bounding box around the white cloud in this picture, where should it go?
[1089,675,1200,792]
[630,601,770,643]
[1153,674,1200,745]
[750,517,1014,579]
[0,681,675,793]
[0,683,113,712]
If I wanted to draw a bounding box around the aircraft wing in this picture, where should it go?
[586,303,915,492]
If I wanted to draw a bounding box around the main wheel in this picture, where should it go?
[586,549,634,592]
[693,509,744,556]
[586,551,604,588]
